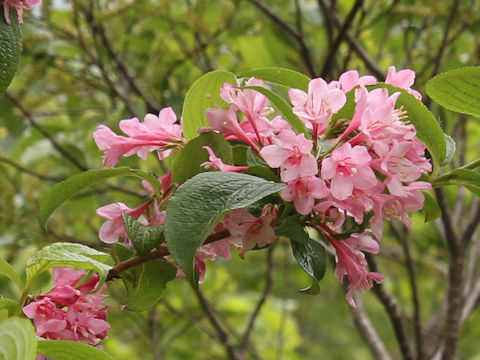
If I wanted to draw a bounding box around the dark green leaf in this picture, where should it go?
[243,165,280,182]
[182,70,236,140]
[124,259,176,312]
[0,12,22,95]
[422,191,442,222]
[164,172,285,285]
[0,317,36,360]
[243,85,309,137]
[26,243,110,287]
[122,213,164,256]
[275,215,308,244]
[39,168,160,232]
[246,147,267,167]
[426,67,480,118]
[172,132,232,184]
[238,67,310,91]
[299,277,321,295]
[37,339,115,360]
[290,238,326,281]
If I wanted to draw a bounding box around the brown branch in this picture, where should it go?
[239,243,275,350]
[246,0,316,77]
[0,155,63,182]
[366,254,415,360]
[106,230,230,281]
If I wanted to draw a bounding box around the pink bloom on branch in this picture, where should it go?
[330,70,377,93]
[3,0,41,24]
[260,129,317,182]
[93,107,183,167]
[385,66,422,99]
[281,176,329,215]
[321,143,377,200]
[201,146,248,172]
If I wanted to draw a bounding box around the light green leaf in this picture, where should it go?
[299,277,321,295]
[0,11,22,96]
[290,238,326,281]
[182,70,236,140]
[124,259,176,312]
[441,134,456,166]
[422,191,442,222]
[0,317,36,360]
[26,243,110,286]
[370,83,446,176]
[39,168,160,231]
[37,339,115,360]
[0,257,23,290]
[164,172,285,285]
[238,67,310,91]
[243,85,308,137]
[432,169,480,198]
[172,132,232,184]
[426,67,480,118]
[122,213,164,256]
[0,298,18,317]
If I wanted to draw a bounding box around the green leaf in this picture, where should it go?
[37,339,115,360]
[276,215,308,244]
[243,165,280,182]
[182,70,236,140]
[238,67,310,91]
[243,85,309,137]
[124,259,176,312]
[172,132,232,184]
[0,257,23,290]
[330,213,373,240]
[441,134,456,166]
[0,12,22,96]
[426,67,480,118]
[0,298,18,316]
[0,309,7,322]
[164,172,285,285]
[369,83,446,176]
[39,168,160,232]
[299,277,321,295]
[291,238,326,281]
[422,191,442,222]
[0,317,36,360]
[246,147,267,167]
[122,213,164,256]
[432,169,480,190]
[26,243,110,287]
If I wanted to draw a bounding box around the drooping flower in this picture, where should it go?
[201,146,248,172]
[3,0,42,24]
[23,267,109,345]
[385,66,422,99]
[260,129,318,182]
[93,107,183,167]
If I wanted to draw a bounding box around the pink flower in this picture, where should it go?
[201,146,248,172]
[96,201,150,244]
[3,0,41,24]
[321,143,377,200]
[23,267,109,345]
[385,66,422,99]
[330,70,377,93]
[222,208,276,258]
[289,78,346,136]
[281,176,329,215]
[260,129,318,182]
[93,107,183,167]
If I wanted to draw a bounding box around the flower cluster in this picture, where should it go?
[2,0,42,24]
[93,67,431,307]
[23,267,109,345]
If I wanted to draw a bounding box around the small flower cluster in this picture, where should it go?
[2,0,42,24]
[93,67,431,307]
[23,267,109,345]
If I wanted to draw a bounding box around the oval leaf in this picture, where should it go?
[290,238,326,281]
[37,339,115,360]
[182,70,236,140]
[422,191,442,222]
[432,169,480,198]
[238,67,310,91]
[26,243,110,287]
[370,83,446,176]
[0,317,36,360]
[441,134,456,166]
[243,85,308,137]
[0,12,22,96]
[164,172,285,285]
[426,67,480,118]
[39,168,160,231]
[0,257,23,290]
[122,213,164,256]
[124,259,176,312]
[172,132,232,184]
